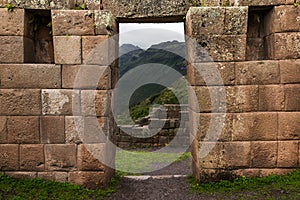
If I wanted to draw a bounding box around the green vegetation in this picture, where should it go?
[5,3,14,12]
[188,170,300,199]
[74,3,86,10]
[116,151,191,174]
[0,172,122,200]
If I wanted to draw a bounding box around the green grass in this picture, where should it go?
[0,172,122,200]
[188,170,300,199]
[115,151,191,174]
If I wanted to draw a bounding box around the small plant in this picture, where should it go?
[294,2,299,7]
[74,3,86,10]
[220,0,231,6]
[5,3,14,12]
[255,14,261,24]
[29,15,41,32]
[47,21,52,35]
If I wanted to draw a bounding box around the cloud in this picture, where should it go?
[120,23,185,49]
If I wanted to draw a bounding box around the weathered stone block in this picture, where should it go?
[51,10,94,36]
[42,89,80,115]
[278,112,300,140]
[62,65,111,89]
[77,144,106,171]
[0,8,24,36]
[0,116,7,143]
[265,5,300,35]
[267,33,300,60]
[221,142,251,167]
[69,171,108,189]
[81,90,110,116]
[259,85,284,111]
[7,116,39,144]
[246,38,265,61]
[82,36,111,65]
[190,35,247,62]
[0,64,61,89]
[197,113,232,142]
[5,172,37,179]
[232,113,277,141]
[251,142,277,168]
[40,116,65,144]
[236,61,280,85]
[187,62,235,86]
[38,172,68,182]
[20,144,44,171]
[239,0,288,6]
[226,86,259,113]
[0,144,19,170]
[0,36,24,63]
[53,36,81,64]
[279,59,300,84]
[284,84,300,111]
[0,89,41,115]
[45,144,76,171]
[65,116,84,144]
[224,7,248,35]
[277,141,298,167]
[199,142,222,169]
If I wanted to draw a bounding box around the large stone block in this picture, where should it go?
[189,35,247,62]
[236,61,280,85]
[7,116,39,144]
[62,65,111,89]
[38,172,68,182]
[0,36,25,63]
[53,36,81,64]
[239,0,288,6]
[42,89,80,115]
[45,144,76,171]
[259,85,284,111]
[20,144,44,171]
[187,62,235,86]
[279,59,300,84]
[0,8,25,36]
[265,5,300,35]
[278,112,300,140]
[40,116,65,144]
[284,84,300,111]
[221,142,251,167]
[251,142,277,168]
[5,172,37,179]
[81,90,110,116]
[0,116,7,143]
[94,11,118,35]
[51,10,94,36]
[198,142,222,169]
[0,64,61,89]
[224,7,248,35]
[69,171,108,189]
[77,144,106,171]
[232,113,277,141]
[267,33,300,60]
[0,89,41,115]
[277,141,298,167]
[226,86,259,113]
[0,144,19,170]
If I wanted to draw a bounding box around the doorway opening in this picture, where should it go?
[114,22,192,176]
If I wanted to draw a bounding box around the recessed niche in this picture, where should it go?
[246,7,273,61]
[25,9,54,64]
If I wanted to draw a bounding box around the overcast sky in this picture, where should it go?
[119,23,185,49]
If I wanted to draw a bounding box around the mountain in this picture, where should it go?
[119,40,186,78]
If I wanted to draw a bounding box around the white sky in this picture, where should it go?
[119,23,185,49]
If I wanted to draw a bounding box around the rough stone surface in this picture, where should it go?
[62,65,111,89]
[0,36,24,63]
[69,171,108,189]
[236,61,280,85]
[40,116,65,144]
[284,84,300,111]
[221,142,251,167]
[45,144,76,171]
[277,141,298,167]
[0,144,19,170]
[5,172,37,179]
[0,116,7,144]
[77,144,106,171]
[259,85,285,111]
[38,172,68,182]
[7,116,40,144]
[53,36,81,64]
[278,112,300,140]
[251,142,277,168]
[0,8,24,36]
[279,59,300,84]
[20,144,44,171]
[0,89,41,115]
[0,64,61,89]
[42,89,80,115]
[81,90,110,116]
[51,10,94,36]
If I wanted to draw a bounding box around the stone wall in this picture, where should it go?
[0,0,299,188]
